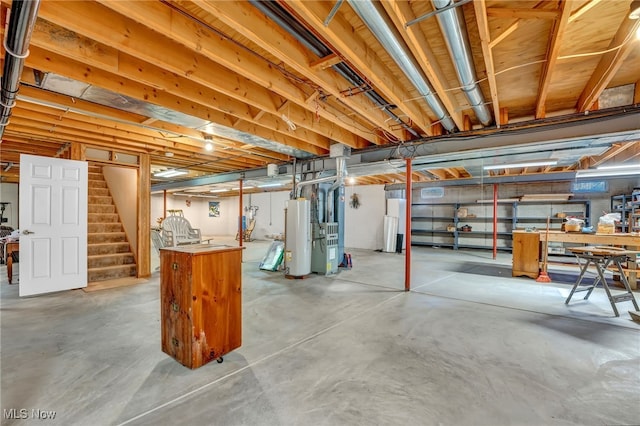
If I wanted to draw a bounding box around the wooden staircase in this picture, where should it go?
[87,165,137,283]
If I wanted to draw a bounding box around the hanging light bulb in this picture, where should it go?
[203,134,214,152]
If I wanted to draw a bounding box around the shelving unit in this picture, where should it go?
[411,199,591,252]
[514,200,590,230]
[631,190,640,232]
[411,203,457,249]
[611,194,632,232]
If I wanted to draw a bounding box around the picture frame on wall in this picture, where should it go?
[209,201,220,217]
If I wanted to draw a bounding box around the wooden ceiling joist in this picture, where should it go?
[380,0,464,130]
[473,0,501,127]
[194,0,404,143]
[486,8,560,20]
[88,0,372,146]
[285,0,436,137]
[577,17,640,112]
[535,0,572,119]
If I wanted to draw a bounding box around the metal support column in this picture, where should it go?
[405,158,412,291]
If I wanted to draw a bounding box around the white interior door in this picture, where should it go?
[19,154,88,296]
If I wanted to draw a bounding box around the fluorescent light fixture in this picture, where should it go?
[576,168,640,178]
[483,160,557,170]
[231,186,254,190]
[258,182,283,188]
[348,177,356,184]
[596,163,640,170]
[173,192,218,198]
[210,188,228,193]
[154,169,188,178]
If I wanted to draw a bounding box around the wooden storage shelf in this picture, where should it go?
[411,229,455,235]
[412,241,455,248]
[160,245,243,369]
[458,217,513,221]
[458,231,513,236]
[458,244,513,251]
[411,199,590,252]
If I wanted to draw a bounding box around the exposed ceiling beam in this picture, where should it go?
[568,0,601,23]
[284,0,436,136]
[192,0,403,143]
[489,1,547,48]
[91,0,370,146]
[535,0,572,119]
[473,0,501,127]
[28,20,339,153]
[577,16,640,112]
[486,8,560,20]
[24,46,326,156]
[380,0,464,130]
[17,85,292,164]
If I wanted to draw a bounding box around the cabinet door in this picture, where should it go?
[160,251,194,368]
[512,232,540,278]
[191,250,242,366]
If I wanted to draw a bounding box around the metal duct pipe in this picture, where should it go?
[251,0,419,138]
[432,0,492,126]
[348,0,456,132]
[325,156,346,221]
[0,0,40,139]
[296,172,336,199]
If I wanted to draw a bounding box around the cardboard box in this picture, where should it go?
[597,223,615,234]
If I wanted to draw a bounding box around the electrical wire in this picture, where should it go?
[396,25,638,106]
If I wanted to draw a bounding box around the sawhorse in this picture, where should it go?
[566,246,639,317]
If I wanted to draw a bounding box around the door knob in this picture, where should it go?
[22,229,34,235]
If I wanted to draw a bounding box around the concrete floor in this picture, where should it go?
[1,239,639,425]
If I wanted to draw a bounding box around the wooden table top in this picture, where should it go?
[568,246,640,256]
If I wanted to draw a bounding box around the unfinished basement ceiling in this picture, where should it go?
[0,0,639,188]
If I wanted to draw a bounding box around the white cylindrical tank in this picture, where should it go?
[382,215,398,252]
[285,199,311,276]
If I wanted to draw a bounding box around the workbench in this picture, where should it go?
[565,246,639,317]
[512,231,640,288]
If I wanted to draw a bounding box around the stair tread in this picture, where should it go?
[88,232,126,235]
[88,264,137,272]
[88,253,133,258]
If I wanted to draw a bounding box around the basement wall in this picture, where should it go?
[150,177,639,253]
[344,184,386,250]
[409,178,640,221]
[150,187,389,250]
[103,166,138,256]
[0,183,18,229]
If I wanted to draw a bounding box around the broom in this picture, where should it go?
[536,216,552,283]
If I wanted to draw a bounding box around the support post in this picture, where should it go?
[137,152,151,278]
[163,190,167,219]
[493,183,498,260]
[405,158,412,291]
[238,179,243,248]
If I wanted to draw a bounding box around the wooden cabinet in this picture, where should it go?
[512,231,540,278]
[160,245,243,369]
